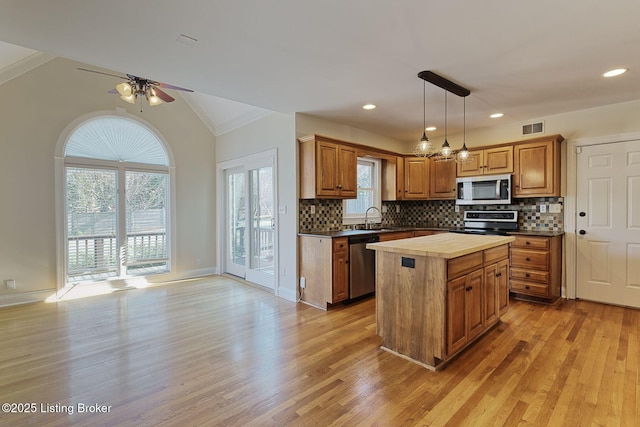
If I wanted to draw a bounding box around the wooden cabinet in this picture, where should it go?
[447,244,510,356]
[378,231,415,242]
[414,230,446,237]
[446,252,484,355]
[457,146,513,177]
[382,156,404,201]
[298,235,350,309]
[430,158,457,199]
[510,234,562,303]
[299,135,357,199]
[404,157,430,199]
[513,135,563,197]
[331,238,349,303]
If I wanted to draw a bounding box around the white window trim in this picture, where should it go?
[54,110,177,294]
[343,157,382,226]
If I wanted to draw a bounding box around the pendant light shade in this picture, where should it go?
[436,91,455,161]
[414,80,434,157]
[457,96,471,163]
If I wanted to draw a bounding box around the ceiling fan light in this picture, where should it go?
[120,94,136,104]
[147,89,163,106]
[116,82,132,97]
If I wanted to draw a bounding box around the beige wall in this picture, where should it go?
[0,58,216,304]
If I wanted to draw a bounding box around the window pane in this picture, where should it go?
[358,163,372,188]
[125,171,168,275]
[65,167,118,281]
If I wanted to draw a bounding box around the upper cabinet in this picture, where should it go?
[299,135,357,199]
[457,146,513,177]
[430,158,457,199]
[403,157,430,199]
[513,135,563,197]
[382,156,404,201]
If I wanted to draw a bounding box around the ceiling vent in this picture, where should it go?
[522,121,544,135]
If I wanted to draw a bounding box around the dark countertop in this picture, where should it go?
[298,227,564,238]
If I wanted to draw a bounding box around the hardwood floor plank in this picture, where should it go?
[0,276,638,426]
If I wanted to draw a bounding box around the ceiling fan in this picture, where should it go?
[77,67,194,110]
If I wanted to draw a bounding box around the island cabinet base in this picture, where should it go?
[371,234,513,370]
[376,252,447,369]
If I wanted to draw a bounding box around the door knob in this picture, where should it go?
[579,212,586,217]
[579,230,586,235]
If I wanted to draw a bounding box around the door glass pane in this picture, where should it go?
[228,171,246,268]
[65,167,118,282]
[250,167,274,275]
[125,171,168,275]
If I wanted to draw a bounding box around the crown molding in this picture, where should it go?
[0,51,56,86]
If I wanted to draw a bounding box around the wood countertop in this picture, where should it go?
[367,233,514,259]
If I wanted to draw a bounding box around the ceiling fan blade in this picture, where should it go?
[77,67,127,80]
[153,87,175,103]
[156,82,194,92]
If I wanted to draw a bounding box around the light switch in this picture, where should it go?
[540,204,547,213]
[279,205,287,214]
[309,205,315,214]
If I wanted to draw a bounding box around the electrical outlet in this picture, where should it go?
[381,205,388,213]
[455,205,460,213]
[540,204,547,213]
[310,205,315,214]
[6,280,16,290]
[395,205,400,213]
[300,277,306,289]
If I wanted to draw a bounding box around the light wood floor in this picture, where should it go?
[0,276,637,426]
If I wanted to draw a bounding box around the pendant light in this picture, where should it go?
[437,91,455,161]
[457,96,471,163]
[414,80,434,157]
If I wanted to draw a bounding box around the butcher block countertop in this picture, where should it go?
[367,233,515,259]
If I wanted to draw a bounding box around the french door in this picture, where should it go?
[576,140,640,308]
[224,157,275,289]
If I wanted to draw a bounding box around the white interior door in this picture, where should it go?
[223,157,275,289]
[576,140,640,308]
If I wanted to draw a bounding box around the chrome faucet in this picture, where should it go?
[364,206,382,229]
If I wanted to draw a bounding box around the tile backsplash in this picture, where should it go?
[299,198,564,233]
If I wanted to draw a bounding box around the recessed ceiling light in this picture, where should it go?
[362,104,376,110]
[490,113,504,118]
[603,68,628,78]
[426,126,436,131]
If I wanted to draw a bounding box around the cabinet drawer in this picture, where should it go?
[484,244,509,264]
[511,280,549,297]
[448,251,483,279]
[512,235,550,250]
[511,249,549,270]
[511,267,549,284]
[333,237,348,252]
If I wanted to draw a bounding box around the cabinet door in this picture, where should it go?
[332,248,349,303]
[316,141,340,197]
[447,275,468,355]
[457,151,483,177]
[404,157,430,199]
[484,146,513,174]
[338,145,358,198]
[430,158,457,199]
[513,140,555,196]
[483,263,499,326]
[467,269,484,340]
[497,259,509,316]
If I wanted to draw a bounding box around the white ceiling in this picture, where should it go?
[0,1,639,142]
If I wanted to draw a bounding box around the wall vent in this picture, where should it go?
[522,121,544,135]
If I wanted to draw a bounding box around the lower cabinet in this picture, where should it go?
[510,234,562,303]
[446,244,510,356]
[331,238,349,303]
[299,235,350,309]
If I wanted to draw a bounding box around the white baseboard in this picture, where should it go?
[276,286,297,303]
[0,289,56,307]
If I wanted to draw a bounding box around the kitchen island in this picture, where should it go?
[367,233,515,370]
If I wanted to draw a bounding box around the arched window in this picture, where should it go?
[57,113,173,285]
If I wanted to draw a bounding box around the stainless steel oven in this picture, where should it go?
[456,174,511,205]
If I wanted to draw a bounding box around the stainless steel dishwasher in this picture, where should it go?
[348,234,379,299]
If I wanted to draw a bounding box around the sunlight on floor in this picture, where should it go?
[45,277,151,302]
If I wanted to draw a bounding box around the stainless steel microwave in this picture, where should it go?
[455,174,511,205]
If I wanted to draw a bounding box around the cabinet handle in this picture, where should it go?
[526,257,531,261]
[496,273,502,277]
[525,273,530,278]
[466,286,473,291]
[345,260,349,264]
[525,241,530,245]
[525,285,530,290]
[337,185,343,189]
